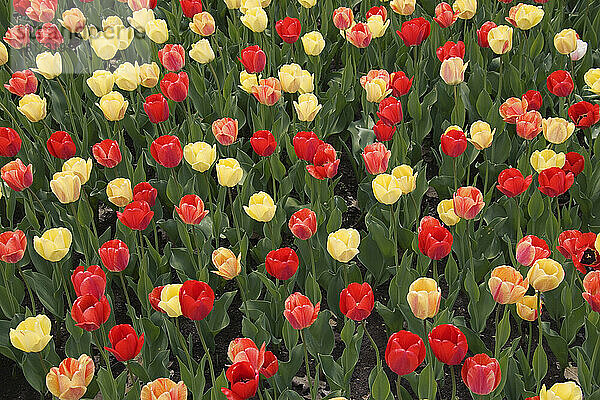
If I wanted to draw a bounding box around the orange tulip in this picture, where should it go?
[499,97,528,124]
[46,354,95,400]
[251,77,282,106]
[453,186,485,220]
[140,378,188,400]
[488,265,528,304]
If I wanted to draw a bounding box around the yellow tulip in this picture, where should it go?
[98,91,128,121]
[127,8,155,33]
[584,68,600,94]
[239,71,258,93]
[554,29,577,54]
[241,7,268,32]
[50,171,82,204]
[298,0,316,8]
[212,247,241,279]
[87,70,114,97]
[189,39,215,64]
[184,142,216,172]
[596,234,600,254]
[366,15,390,38]
[488,25,513,55]
[488,265,528,304]
[530,149,565,173]
[223,0,242,8]
[0,42,7,66]
[527,258,564,292]
[372,173,402,205]
[63,157,92,184]
[33,227,72,262]
[59,8,87,33]
[102,16,123,30]
[516,294,541,321]
[390,0,415,15]
[216,158,244,187]
[244,191,276,222]
[294,93,322,122]
[514,4,544,30]
[468,120,494,150]
[452,0,476,19]
[364,78,391,103]
[114,62,140,91]
[189,12,215,36]
[158,284,183,317]
[440,57,468,85]
[32,52,62,79]
[391,165,417,194]
[106,178,133,207]
[10,315,52,353]
[297,70,314,94]
[145,19,169,43]
[17,94,47,122]
[542,117,575,145]
[437,199,460,226]
[327,228,360,263]
[139,62,160,88]
[301,31,325,56]
[90,32,119,60]
[105,24,134,50]
[540,382,582,400]
[240,0,261,13]
[278,64,302,93]
[406,277,441,319]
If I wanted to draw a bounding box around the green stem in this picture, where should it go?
[432,259,438,282]
[152,220,159,252]
[17,264,36,314]
[58,259,73,307]
[70,202,89,264]
[494,304,501,358]
[309,236,317,281]
[497,56,503,103]
[95,327,118,398]
[119,273,133,316]
[195,321,216,393]
[57,77,78,135]
[2,262,18,314]
[396,375,403,399]
[391,203,399,270]
[237,276,250,319]
[27,189,49,226]
[175,318,193,371]
[452,158,458,192]
[191,226,202,274]
[228,189,242,248]
[300,329,315,400]
[527,321,533,367]
[467,220,474,274]
[207,63,221,94]
[450,365,457,400]
[536,291,543,392]
[362,321,381,369]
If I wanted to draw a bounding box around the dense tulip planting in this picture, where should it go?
[0,0,599,399]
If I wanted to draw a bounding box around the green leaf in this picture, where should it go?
[532,344,548,384]
[528,190,544,220]
[417,364,437,400]
[371,368,391,400]
[166,173,183,205]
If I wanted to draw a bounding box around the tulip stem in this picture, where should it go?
[95,327,118,399]
[309,236,317,283]
[299,329,315,400]
[497,56,503,104]
[207,63,221,94]
[195,321,216,395]
[362,321,381,369]
[536,290,543,393]
[2,262,18,315]
[119,273,133,317]
[27,189,49,226]
[450,365,457,400]
[17,263,36,314]
[432,260,438,282]
[452,158,457,192]
[396,375,403,399]
[57,77,78,136]
[589,332,600,381]
[227,189,242,250]
[175,318,194,371]
[555,197,561,233]
[467,220,474,274]
[70,203,89,264]
[58,259,73,307]
[494,304,501,358]
[391,204,399,270]
[236,276,250,320]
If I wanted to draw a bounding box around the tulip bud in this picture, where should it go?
[461,354,501,395]
[250,130,277,157]
[141,379,187,400]
[241,7,268,32]
[441,127,467,157]
[332,7,353,30]
[62,157,92,184]
[145,19,169,43]
[98,239,129,272]
[160,72,189,102]
[468,120,494,150]
[453,186,485,220]
[87,70,114,97]
[190,39,215,64]
[452,0,476,19]
[33,227,72,262]
[527,258,565,292]
[294,93,322,121]
[190,12,215,36]
[128,9,155,33]
[10,315,52,353]
[488,25,513,54]
[434,2,458,28]
[327,228,360,263]
[17,94,47,122]
[176,194,209,225]
[301,31,325,56]
[500,97,528,123]
[339,282,374,321]
[407,277,441,319]
[437,199,460,226]
[239,45,266,73]
[216,158,244,187]
[542,117,575,144]
[362,142,390,175]
[1,159,33,191]
[139,62,160,88]
[60,8,86,33]
[212,247,241,279]
[184,141,216,172]
[288,208,317,240]
[50,171,81,204]
[440,57,468,85]
[385,330,426,375]
[106,178,133,207]
[284,292,320,329]
[98,91,128,121]
[265,247,299,280]
[158,284,183,317]
[346,23,372,48]
[364,78,391,103]
[114,62,140,91]
[0,128,22,157]
[252,77,282,106]
[554,28,577,54]
[278,63,302,93]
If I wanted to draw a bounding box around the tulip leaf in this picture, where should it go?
[532,344,548,384]
[417,364,437,400]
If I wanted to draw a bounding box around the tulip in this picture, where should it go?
[461,354,501,395]
[547,70,574,97]
[157,283,183,317]
[468,120,494,150]
[3,25,30,49]
[428,324,468,365]
[306,143,340,179]
[542,117,575,144]
[26,0,57,23]
[530,149,565,172]
[488,25,513,54]
[554,29,577,54]
[437,41,465,61]
[385,330,426,375]
[539,382,582,400]
[301,31,325,56]
[583,271,600,312]
[35,23,63,50]
[150,135,183,168]
[516,294,541,321]
[333,7,354,30]
[10,315,52,353]
[46,354,95,400]
[221,361,260,400]
[137,63,159,88]
[527,258,565,292]
[278,64,302,93]
[92,139,121,168]
[183,141,216,172]
[327,228,360,263]
[441,128,467,157]
[389,71,413,97]
[0,230,26,264]
[180,0,202,17]
[98,91,128,121]
[33,227,71,262]
[71,265,106,300]
[0,128,21,157]
[476,22,496,47]
[189,39,215,64]
[160,72,190,102]
[71,294,111,331]
[437,199,460,226]
[289,208,317,240]
[105,178,132,207]
[453,186,485,219]
[284,292,320,329]
[339,282,374,321]
[246,130,276,158]
[294,93,321,121]
[239,45,266,73]
[364,78,391,103]
[557,230,583,262]
[46,131,76,160]
[390,0,415,15]
[128,9,155,33]
[523,90,543,111]
[407,277,441,319]
[499,97,527,123]
[86,70,114,97]
[377,97,403,126]
[143,94,169,124]
[17,94,47,122]
[145,19,168,43]
[98,240,129,272]
[452,0,477,19]
[148,286,165,313]
[440,57,468,85]
[396,17,430,46]
[373,120,396,141]
[266,247,299,281]
[434,2,458,28]
[0,42,6,66]
[103,324,144,362]
[516,110,543,140]
[563,152,585,177]
[298,0,316,7]
[158,44,185,72]
[113,62,140,92]
[141,379,187,400]
[362,142,390,175]
[297,70,314,94]
[514,4,544,30]
[50,171,81,204]
[293,131,323,161]
[133,181,157,210]
[563,232,600,274]
[190,12,215,36]
[216,158,244,186]
[180,280,216,321]
[62,157,92,185]
[117,200,154,230]
[276,17,301,43]
[244,191,276,222]
[346,23,373,48]
[372,173,402,205]
[241,7,268,32]
[4,70,38,97]
[496,168,532,197]
[239,71,258,92]
[1,159,33,192]
[515,235,550,267]
[584,68,600,94]
[488,265,528,304]
[227,337,265,369]
[394,165,419,194]
[568,101,599,128]
[418,216,453,259]
[260,351,279,378]
[538,167,574,197]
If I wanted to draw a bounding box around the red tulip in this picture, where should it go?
[148,286,165,312]
[98,239,129,272]
[71,294,111,331]
[71,265,106,299]
[104,324,144,362]
[0,230,27,263]
[441,129,467,157]
[461,354,501,395]
[538,167,574,197]
[522,90,542,111]
[332,7,354,30]
[293,131,323,162]
[568,101,600,128]
[558,232,599,274]
[92,139,121,168]
[0,127,22,157]
[283,292,320,330]
[476,21,496,48]
[563,152,584,176]
[47,131,76,159]
[433,2,458,28]
[583,271,600,312]
[516,235,550,267]
[428,324,468,365]
[418,216,453,260]
[150,135,183,168]
[396,17,430,46]
[250,130,277,157]
[362,142,390,175]
[377,97,403,126]
[453,186,485,219]
[276,17,301,44]
[346,23,372,49]
[3,25,30,49]
[158,44,185,72]
[1,159,33,191]
[133,182,157,207]
[175,194,209,225]
[117,200,154,231]
[260,351,278,378]
[546,70,574,97]
[385,330,426,375]
[180,0,202,18]
[179,280,215,320]
[13,0,29,15]
[4,70,38,97]
[389,71,413,97]
[496,168,532,197]
[373,120,396,142]
[160,72,189,102]
[306,143,340,180]
[143,94,169,124]
[557,230,582,259]
[212,117,238,146]
[239,45,266,74]
[436,41,465,62]
[339,282,374,321]
[366,6,387,20]
[288,208,317,240]
[221,361,259,400]
[515,110,542,140]
[265,247,299,281]
[35,23,63,50]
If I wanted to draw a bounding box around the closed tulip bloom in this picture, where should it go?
[32,51,61,79]
[261,351,279,378]
[468,120,494,150]
[179,0,201,16]
[128,9,155,33]
[516,235,550,267]
[377,97,403,125]
[239,45,266,73]
[554,29,577,54]
[530,149,565,172]
[17,94,46,122]
[333,7,354,30]
[496,168,532,197]
[179,280,215,321]
[0,127,21,157]
[228,337,265,368]
[249,130,276,157]
[363,142,390,175]
[216,158,244,186]
[372,173,402,205]
[0,42,7,66]
[86,70,114,97]
[392,164,417,194]
[265,247,299,280]
[62,157,92,184]
[584,68,600,94]
[523,90,543,111]
[389,71,413,97]
[453,186,484,219]
[278,63,302,93]
[360,70,390,89]
[294,131,323,161]
[327,228,360,263]
[476,21,497,47]
[441,128,467,157]
[437,199,460,226]
[158,44,185,72]
[134,182,158,207]
[4,70,38,97]
[527,258,565,292]
[210,118,238,146]
[143,94,169,124]
[90,32,119,60]
[488,25,513,54]
[190,12,215,36]
[244,192,276,222]
[98,91,128,121]
[114,62,140,91]
[461,354,501,395]
[452,0,477,19]
[418,216,453,259]
[50,171,81,204]
[440,57,468,85]
[224,0,242,9]
[111,25,135,50]
[3,25,30,49]
[428,324,468,365]
[583,271,600,312]
[307,143,340,179]
[364,78,392,103]
[0,230,26,263]
[189,39,215,64]
[117,200,154,230]
[148,286,165,313]
[1,159,33,191]
[385,330,426,375]
[46,131,76,160]
[570,39,587,61]
[33,227,72,262]
[373,120,396,142]
[106,178,132,207]
[339,282,374,321]
[488,265,528,304]
[514,4,544,30]
[104,324,143,362]
[252,77,282,106]
[563,152,585,177]
[145,19,169,43]
[542,117,575,144]
[46,354,94,400]
[538,167,574,197]
[516,110,543,140]
[98,239,129,272]
[157,284,183,317]
[239,71,258,93]
[176,195,209,225]
[516,294,541,321]
[540,382,582,400]
[396,17,430,46]
[434,2,459,28]
[151,135,183,168]
[10,315,52,353]
[241,7,267,32]
[500,97,528,123]
[71,265,106,299]
[297,70,314,94]
[183,141,216,172]
[437,41,466,62]
[568,101,600,128]
[139,62,160,88]
[71,294,111,331]
[289,208,317,240]
[284,292,320,329]
[407,277,441,319]
[141,379,187,400]
[547,70,574,97]
[276,17,301,43]
[294,93,322,121]
[92,139,121,168]
[346,23,373,48]
[222,361,259,400]
[302,31,326,56]
[35,23,63,50]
